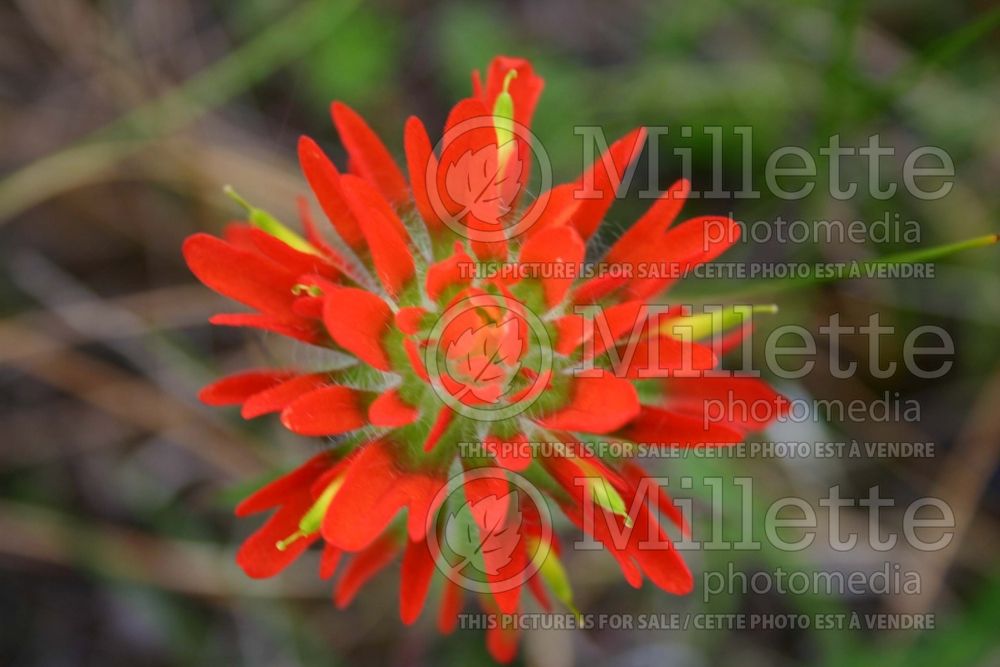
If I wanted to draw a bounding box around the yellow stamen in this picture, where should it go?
[576,458,633,527]
[291,283,323,297]
[275,529,308,552]
[273,477,345,552]
[529,537,581,620]
[665,304,778,341]
[492,70,518,172]
[224,185,318,255]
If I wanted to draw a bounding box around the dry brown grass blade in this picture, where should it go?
[893,368,1000,614]
[0,498,324,599]
[0,320,268,479]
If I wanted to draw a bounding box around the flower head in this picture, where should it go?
[186,56,785,662]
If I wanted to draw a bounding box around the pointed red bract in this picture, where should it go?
[538,375,640,434]
[281,386,365,436]
[334,532,400,608]
[319,543,342,580]
[562,128,647,240]
[554,300,649,357]
[518,225,585,307]
[486,620,519,664]
[622,405,743,447]
[236,500,319,579]
[624,215,742,299]
[621,461,689,537]
[331,102,409,207]
[484,433,532,472]
[368,389,420,428]
[400,538,437,624]
[199,370,293,406]
[322,441,444,551]
[209,313,320,343]
[234,455,333,578]
[617,334,718,378]
[606,178,690,263]
[296,196,342,261]
[423,406,454,452]
[183,234,300,319]
[322,286,393,370]
[404,337,430,381]
[235,453,334,517]
[241,373,330,418]
[297,136,365,249]
[394,306,428,335]
[338,174,414,296]
[665,375,787,433]
[437,578,464,634]
[426,242,474,301]
[240,227,337,280]
[404,116,443,230]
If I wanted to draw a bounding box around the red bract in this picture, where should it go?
[186,55,787,662]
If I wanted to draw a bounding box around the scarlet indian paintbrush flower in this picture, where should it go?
[185,56,786,662]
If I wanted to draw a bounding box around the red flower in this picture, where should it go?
[186,55,786,662]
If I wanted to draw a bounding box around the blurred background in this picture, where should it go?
[1,0,998,665]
